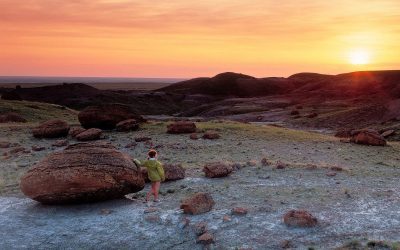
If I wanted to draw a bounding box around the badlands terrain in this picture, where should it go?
[0,70,400,249]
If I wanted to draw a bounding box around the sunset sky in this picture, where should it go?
[1,0,399,78]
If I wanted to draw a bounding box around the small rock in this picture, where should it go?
[202,130,220,140]
[167,121,196,134]
[116,119,139,132]
[283,210,318,227]
[232,207,248,215]
[52,139,69,147]
[179,217,190,229]
[190,133,199,140]
[135,137,152,142]
[203,162,233,178]
[261,158,271,166]
[351,129,386,146]
[247,160,257,166]
[193,222,207,236]
[326,172,337,177]
[223,215,231,222]
[276,161,287,169]
[330,166,343,171]
[280,240,292,249]
[0,141,11,148]
[180,192,215,215]
[144,207,159,214]
[125,142,138,148]
[196,232,215,245]
[32,145,46,151]
[290,110,300,116]
[69,127,86,138]
[9,147,26,155]
[76,128,102,141]
[144,214,161,223]
[99,209,112,215]
[339,138,351,143]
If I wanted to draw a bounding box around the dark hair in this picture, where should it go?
[148,150,157,158]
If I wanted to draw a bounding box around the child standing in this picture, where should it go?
[134,150,165,202]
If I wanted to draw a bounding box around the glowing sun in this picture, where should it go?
[348,50,370,65]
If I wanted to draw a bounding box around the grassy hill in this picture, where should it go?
[0,100,78,124]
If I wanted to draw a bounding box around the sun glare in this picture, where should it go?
[348,50,370,65]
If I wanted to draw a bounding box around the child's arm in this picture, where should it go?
[133,159,142,168]
[157,162,165,182]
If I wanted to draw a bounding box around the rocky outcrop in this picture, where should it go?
[116,119,139,132]
[180,192,215,215]
[203,162,233,178]
[32,120,70,138]
[283,210,318,227]
[78,104,144,130]
[20,142,145,204]
[1,91,22,101]
[0,112,27,123]
[75,128,102,141]
[351,129,386,146]
[167,121,196,134]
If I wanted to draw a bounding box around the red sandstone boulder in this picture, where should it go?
[190,133,199,140]
[180,192,215,215]
[78,104,144,130]
[116,119,139,132]
[167,121,196,134]
[69,126,86,138]
[32,120,70,138]
[351,129,386,146]
[20,142,145,204]
[202,130,220,140]
[196,233,215,245]
[283,210,318,227]
[0,112,27,123]
[75,128,102,141]
[164,164,185,181]
[203,162,233,178]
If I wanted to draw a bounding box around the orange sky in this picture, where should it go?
[1,0,399,78]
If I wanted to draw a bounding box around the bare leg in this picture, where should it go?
[154,181,160,201]
[146,182,155,202]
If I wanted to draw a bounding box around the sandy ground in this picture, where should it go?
[1,121,400,249]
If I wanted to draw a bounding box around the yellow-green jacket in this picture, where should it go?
[134,158,165,182]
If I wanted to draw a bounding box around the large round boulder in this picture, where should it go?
[32,119,70,138]
[20,142,145,204]
[0,112,27,123]
[180,192,215,215]
[351,129,386,146]
[78,104,144,130]
[167,121,196,134]
[203,162,233,178]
